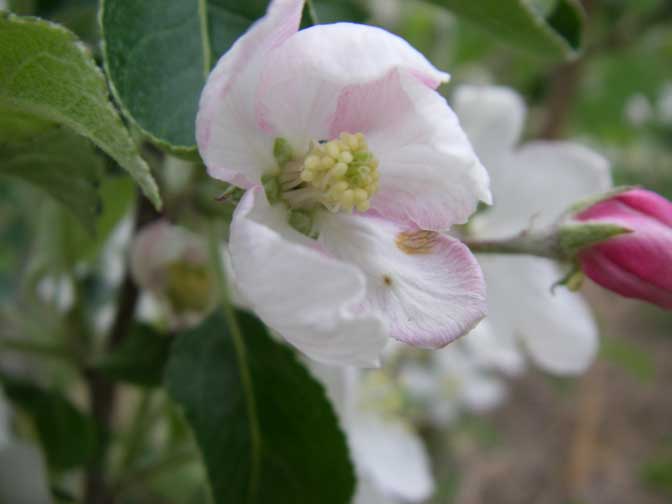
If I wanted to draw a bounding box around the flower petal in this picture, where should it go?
[478,255,599,374]
[461,320,526,376]
[196,0,304,187]
[319,213,487,348]
[326,70,490,230]
[473,142,611,239]
[453,84,526,161]
[350,410,434,502]
[257,22,449,153]
[229,187,388,366]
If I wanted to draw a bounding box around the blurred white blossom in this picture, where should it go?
[454,85,612,374]
[624,93,653,126]
[130,220,214,329]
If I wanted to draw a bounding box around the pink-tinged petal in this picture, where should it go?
[578,188,672,227]
[478,255,599,375]
[229,187,388,366]
[617,188,672,226]
[580,249,672,309]
[473,142,611,239]
[328,70,490,230]
[319,213,487,348]
[579,215,672,298]
[256,23,449,152]
[196,0,304,187]
[575,189,672,309]
[453,85,526,161]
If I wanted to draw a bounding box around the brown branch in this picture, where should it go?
[84,192,161,504]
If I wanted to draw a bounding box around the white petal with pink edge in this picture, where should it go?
[318,212,487,348]
[343,71,490,230]
[256,22,449,153]
[229,187,388,367]
[196,0,304,187]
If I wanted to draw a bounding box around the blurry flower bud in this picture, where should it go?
[131,221,214,328]
[573,188,672,309]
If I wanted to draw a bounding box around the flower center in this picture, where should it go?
[300,132,380,213]
[164,261,213,314]
[268,133,379,214]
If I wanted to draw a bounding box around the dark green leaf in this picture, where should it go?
[0,109,103,233]
[425,0,584,59]
[165,310,355,504]
[0,13,160,207]
[100,0,271,154]
[312,0,368,23]
[97,324,173,387]
[1,376,97,470]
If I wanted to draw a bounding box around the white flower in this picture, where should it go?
[399,337,508,425]
[197,0,491,367]
[454,85,612,374]
[311,362,434,503]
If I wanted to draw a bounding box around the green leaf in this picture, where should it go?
[100,0,271,154]
[97,324,173,387]
[0,13,161,208]
[1,376,97,470]
[425,0,584,59]
[312,0,368,23]
[0,109,103,233]
[165,310,355,504]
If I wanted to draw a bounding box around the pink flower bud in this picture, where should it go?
[576,189,672,309]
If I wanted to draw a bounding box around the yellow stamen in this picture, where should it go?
[300,132,380,213]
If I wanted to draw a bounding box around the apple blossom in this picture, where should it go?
[312,336,507,503]
[454,85,612,374]
[311,362,434,504]
[197,0,491,366]
[575,188,672,309]
[130,220,214,329]
[399,336,507,426]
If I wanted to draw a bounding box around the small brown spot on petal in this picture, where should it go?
[395,230,439,255]
[383,275,393,286]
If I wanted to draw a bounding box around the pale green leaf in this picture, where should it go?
[0,13,161,207]
[0,108,103,233]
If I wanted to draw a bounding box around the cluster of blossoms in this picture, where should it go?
[118,1,672,502]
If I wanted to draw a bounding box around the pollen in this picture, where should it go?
[396,230,440,255]
[300,132,380,213]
